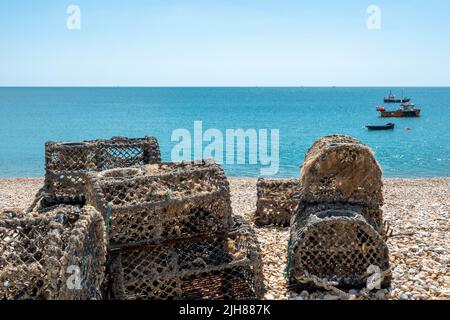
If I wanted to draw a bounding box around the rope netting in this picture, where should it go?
[255,178,302,227]
[289,210,390,289]
[300,135,383,206]
[85,160,233,247]
[288,135,391,290]
[39,136,161,209]
[0,205,107,300]
[105,216,264,300]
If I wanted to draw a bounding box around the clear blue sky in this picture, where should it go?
[1,0,449,86]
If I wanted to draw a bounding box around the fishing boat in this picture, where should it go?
[366,123,395,130]
[378,102,421,117]
[384,90,411,103]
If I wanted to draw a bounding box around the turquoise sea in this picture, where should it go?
[0,87,448,178]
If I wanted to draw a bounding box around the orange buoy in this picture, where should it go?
[405,127,412,131]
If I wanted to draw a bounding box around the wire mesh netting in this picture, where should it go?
[105,216,264,300]
[0,205,107,300]
[255,178,302,227]
[85,159,233,247]
[41,136,161,208]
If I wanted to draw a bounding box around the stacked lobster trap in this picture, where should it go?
[85,159,264,300]
[38,136,161,209]
[255,178,302,227]
[0,205,107,300]
[287,135,391,290]
[107,216,262,299]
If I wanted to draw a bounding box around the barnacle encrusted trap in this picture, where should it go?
[0,205,107,300]
[86,159,263,300]
[299,135,383,207]
[40,136,161,208]
[288,135,391,290]
[288,209,390,289]
[85,159,233,247]
[255,178,302,227]
[105,216,264,300]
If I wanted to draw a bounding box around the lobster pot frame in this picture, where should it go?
[293,201,384,234]
[300,135,383,206]
[86,160,233,247]
[106,217,264,300]
[255,178,302,227]
[43,136,161,208]
[303,135,361,161]
[0,206,107,300]
[288,209,391,290]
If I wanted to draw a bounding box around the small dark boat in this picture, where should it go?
[384,90,410,103]
[366,123,395,130]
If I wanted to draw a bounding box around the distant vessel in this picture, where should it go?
[366,123,395,130]
[377,103,421,117]
[384,90,411,103]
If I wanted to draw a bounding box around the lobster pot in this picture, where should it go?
[300,135,383,206]
[43,136,161,208]
[0,206,107,300]
[288,209,390,290]
[85,160,233,247]
[255,178,302,227]
[106,217,264,300]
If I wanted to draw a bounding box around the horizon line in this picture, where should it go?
[1,85,450,88]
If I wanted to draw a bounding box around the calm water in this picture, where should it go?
[0,87,449,178]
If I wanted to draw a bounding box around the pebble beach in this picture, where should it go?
[1,177,449,300]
